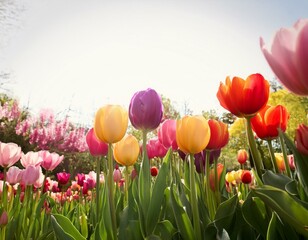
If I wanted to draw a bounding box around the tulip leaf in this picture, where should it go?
[80,213,88,238]
[170,185,195,240]
[242,193,269,238]
[154,220,177,239]
[146,149,171,235]
[279,130,308,196]
[252,185,308,237]
[51,214,84,240]
[262,170,292,190]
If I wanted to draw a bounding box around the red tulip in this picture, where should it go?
[216,73,270,118]
[205,119,229,150]
[86,128,108,156]
[251,105,289,140]
[150,166,159,177]
[157,119,178,150]
[295,124,308,155]
[241,170,252,184]
[260,19,308,96]
[209,163,224,191]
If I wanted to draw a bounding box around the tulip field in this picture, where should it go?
[1,19,308,240]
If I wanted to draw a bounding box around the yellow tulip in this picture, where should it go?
[176,115,211,154]
[94,105,128,143]
[113,135,140,166]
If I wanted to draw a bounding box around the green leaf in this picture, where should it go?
[262,170,292,190]
[252,185,308,237]
[146,149,171,234]
[279,130,308,196]
[154,220,177,239]
[242,193,269,238]
[80,213,88,238]
[266,212,287,240]
[51,214,85,240]
[170,185,195,240]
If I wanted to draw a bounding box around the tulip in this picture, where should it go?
[146,138,168,159]
[150,166,159,177]
[209,163,224,191]
[176,115,211,154]
[129,88,163,132]
[76,173,85,186]
[113,168,122,183]
[288,154,295,171]
[6,166,22,185]
[260,19,308,96]
[251,105,289,140]
[0,142,22,168]
[57,172,70,186]
[21,151,43,168]
[94,105,128,144]
[295,124,308,155]
[0,211,8,226]
[40,150,64,171]
[113,135,140,166]
[237,149,248,165]
[86,128,108,156]
[275,153,286,173]
[241,170,252,184]
[20,165,41,186]
[216,73,270,118]
[205,119,229,150]
[157,119,178,150]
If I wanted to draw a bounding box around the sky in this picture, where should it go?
[1,0,308,126]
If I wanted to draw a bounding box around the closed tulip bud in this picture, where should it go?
[129,88,163,132]
[150,166,159,177]
[176,116,211,154]
[251,105,289,140]
[225,171,235,184]
[0,211,8,227]
[86,128,108,156]
[241,170,252,184]
[217,73,270,118]
[57,172,70,186]
[288,154,295,171]
[113,135,140,166]
[260,19,308,96]
[237,149,248,164]
[94,105,128,144]
[206,119,229,150]
[209,163,224,191]
[113,168,122,183]
[20,165,41,186]
[274,153,286,172]
[295,124,308,155]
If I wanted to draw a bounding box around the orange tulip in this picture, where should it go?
[94,105,128,144]
[206,119,229,150]
[176,116,211,154]
[237,149,248,165]
[216,73,270,118]
[113,135,140,166]
[251,105,289,140]
[209,163,224,191]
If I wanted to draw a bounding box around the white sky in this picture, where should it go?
[1,0,308,126]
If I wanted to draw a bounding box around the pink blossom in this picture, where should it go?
[0,142,22,168]
[39,150,64,171]
[260,19,308,96]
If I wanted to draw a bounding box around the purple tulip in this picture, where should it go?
[129,88,163,132]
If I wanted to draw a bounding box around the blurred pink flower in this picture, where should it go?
[113,168,122,183]
[288,154,295,171]
[6,166,22,185]
[157,119,178,150]
[260,19,308,96]
[0,211,8,226]
[20,165,41,186]
[39,150,64,171]
[57,172,70,185]
[146,138,168,159]
[295,124,308,155]
[21,151,43,168]
[0,142,22,168]
[34,167,45,188]
[86,128,108,156]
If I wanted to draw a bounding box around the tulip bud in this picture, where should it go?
[241,170,252,184]
[0,211,8,227]
[288,154,295,171]
[237,149,248,165]
[150,166,159,177]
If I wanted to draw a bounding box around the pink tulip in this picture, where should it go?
[295,124,308,155]
[146,138,168,159]
[157,119,178,150]
[6,166,22,185]
[288,154,295,171]
[20,165,41,186]
[0,211,8,226]
[57,172,70,185]
[0,142,22,168]
[113,167,122,183]
[40,150,64,171]
[34,167,45,188]
[260,19,308,96]
[21,151,43,168]
[86,128,108,156]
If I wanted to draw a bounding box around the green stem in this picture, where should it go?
[26,187,40,239]
[214,157,221,206]
[2,168,7,210]
[96,156,101,225]
[205,150,215,220]
[279,134,292,178]
[267,140,279,173]
[245,117,263,179]
[124,166,129,204]
[107,143,117,238]
[189,154,202,240]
